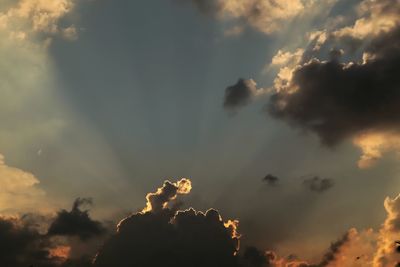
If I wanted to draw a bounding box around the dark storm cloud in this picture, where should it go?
[0,216,55,267]
[303,177,334,193]
[267,24,400,146]
[48,198,106,240]
[262,174,279,186]
[242,246,269,267]
[224,79,260,110]
[93,179,241,267]
[93,208,240,267]
[0,197,109,267]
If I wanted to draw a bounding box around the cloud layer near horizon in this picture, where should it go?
[93,178,241,267]
[1,177,400,266]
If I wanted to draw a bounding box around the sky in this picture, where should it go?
[1,0,400,266]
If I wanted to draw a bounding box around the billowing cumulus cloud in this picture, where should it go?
[321,229,377,267]
[93,178,241,267]
[0,0,79,41]
[0,215,58,267]
[0,214,96,267]
[317,230,352,266]
[0,154,49,214]
[48,198,106,240]
[142,178,192,213]
[267,49,304,93]
[303,177,334,193]
[187,0,318,35]
[224,78,265,110]
[353,132,400,169]
[268,27,400,145]
[257,0,400,167]
[373,193,400,266]
[333,0,400,41]
[3,177,400,267]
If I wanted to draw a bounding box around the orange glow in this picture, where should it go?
[353,131,400,169]
[49,245,70,260]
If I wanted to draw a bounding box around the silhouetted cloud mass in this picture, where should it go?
[316,230,351,267]
[0,216,55,267]
[303,177,334,193]
[142,179,192,213]
[93,179,240,267]
[48,198,106,240]
[242,246,268,267]
[224,79,261,110]
[267,9,400,146]
[262,174,279,186]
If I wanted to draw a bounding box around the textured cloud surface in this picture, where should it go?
[224,79,264,110]
[48,198,106,240]
[0,198,103,267]
[0,154,48,214]
[221,0,400,167]
[266,0,400,167]
[0,0,78,41]
[94,179,240,267]
[188,0,318,35]
[1,177,400,266]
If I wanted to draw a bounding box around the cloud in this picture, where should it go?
[142,178,192,213]
[262,174,279,186]
[259,251,309,267]
[322,228,376,267]
[268,26,400,146]
[1,177,400,267]
[186,0,315,35]
[93,178,241,267]
[353,131,400,169]
[373,193,400,266]
[0,0,78,42]
[333,0,400,40]
[0,215,59,267]
[0,197,107,267]
[216,0,400,167]
[302,177,334,193]
[48,198,106,241]
[317,230,352,266]
[261,0,400,167]
[224,78,265,110]
[0,154,49,214]
[241,246,269,267]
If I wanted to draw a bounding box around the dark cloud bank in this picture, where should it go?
[224,0,400,147]
[0,179,353,267]
[48,198,106,241]
[0,198,105,267]
[268,26,400,145]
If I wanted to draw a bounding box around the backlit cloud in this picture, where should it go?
[48,198,106,240]
[0,0,78,42]
[141,178,192,213]
[0,154,48,214]
[94,178,241,267]
[187,0,319,35]
[258,0,400,167]
[223,78,266,110]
